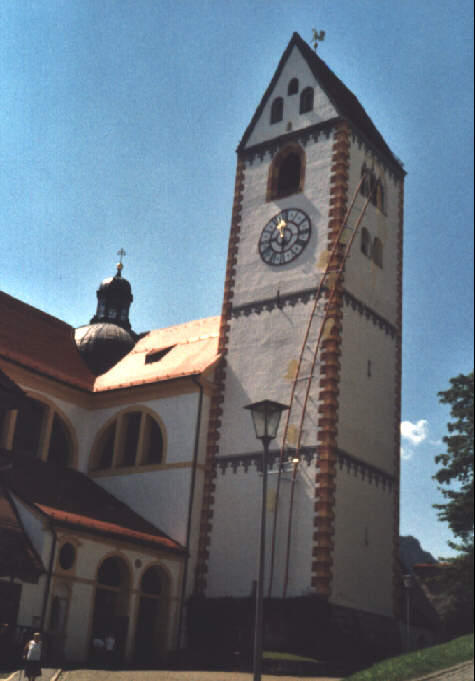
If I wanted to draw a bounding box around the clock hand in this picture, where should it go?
[276,218,286,240]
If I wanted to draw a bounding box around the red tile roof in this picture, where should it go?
[0,290,220,393]
[2,451,185,555]
[0,291,95,390]
[36,505,182,551]
[94,316,220,391]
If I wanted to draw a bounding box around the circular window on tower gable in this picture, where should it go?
[58,542,76,570]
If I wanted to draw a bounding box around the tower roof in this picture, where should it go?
[238,32,404,173]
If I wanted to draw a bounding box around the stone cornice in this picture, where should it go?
[214,447,394,492]
[241,119,338,164]
[231,287,397,337]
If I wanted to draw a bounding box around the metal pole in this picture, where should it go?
[406,586,411,652]
[253,436,270,681]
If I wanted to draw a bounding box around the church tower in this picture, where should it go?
[195,33,405,649]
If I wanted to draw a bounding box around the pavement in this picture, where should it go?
[3,660,473,681]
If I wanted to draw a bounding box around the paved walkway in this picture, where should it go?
[55,673,340,681]
[5,670,60,681]
[414,660,474,681]
[4,660,473,681]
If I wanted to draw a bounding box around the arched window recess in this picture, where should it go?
[270,97,284,124]
[267,143,306,201]
[287,78,299,95]
[8,394,75,468]
[299,87,314,114]
[90,408,165,472]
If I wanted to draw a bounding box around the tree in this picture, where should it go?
[433,370,474,551]
[432,371,474,637]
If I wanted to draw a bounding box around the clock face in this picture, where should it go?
[258,209,311,266]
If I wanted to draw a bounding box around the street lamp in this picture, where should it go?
[244,399,289,681]
[403,574,413,652]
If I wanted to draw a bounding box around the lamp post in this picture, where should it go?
[244,399,289,681]
[403,574,413,652]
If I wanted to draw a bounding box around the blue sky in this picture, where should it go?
[1,0,473,560]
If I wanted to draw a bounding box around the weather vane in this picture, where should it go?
[312,28,325,52]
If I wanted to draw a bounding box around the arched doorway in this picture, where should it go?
[134,565,170,667]
[91,556,130,666]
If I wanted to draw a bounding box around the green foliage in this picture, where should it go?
[342,633,474,681]
[433,370,474,547]
[431,371,474,637]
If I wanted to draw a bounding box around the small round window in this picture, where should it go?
[59,542,76,570]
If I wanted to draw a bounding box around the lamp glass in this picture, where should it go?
[244,399,289,441]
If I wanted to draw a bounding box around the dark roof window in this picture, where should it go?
[288,78,299,95]
[145,346,174,364]
[270,97,284,124]
[299,87,314,114]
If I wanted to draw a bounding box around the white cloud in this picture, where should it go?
[400,445,413,461]
[401,419,429,445]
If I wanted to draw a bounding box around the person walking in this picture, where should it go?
[22,632,43,681]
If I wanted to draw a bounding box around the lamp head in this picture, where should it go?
[244,399,289,442]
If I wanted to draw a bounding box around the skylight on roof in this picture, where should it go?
[145,346,174,364]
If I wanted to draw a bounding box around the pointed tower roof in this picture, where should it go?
[238,32,403,173]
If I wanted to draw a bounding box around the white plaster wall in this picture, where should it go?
[207,460,316,598]
[344,141,402,325]
[98,467,192,546]
[246,45,338,149]
[11,493,46,560]
[12,577,45,628]
[219,302,322,457]
[338,305,396,473]
[331,468,394,616]
[234,134,334,306]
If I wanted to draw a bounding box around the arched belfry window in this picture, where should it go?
[270,97,284,124]
[375,180,385,212]
[372,237,383,268]
[91,408,165,472]
[11,396,74,468]
[267,144,306,201]
[299,87,314,114]
[288,78,299,95]
[361,227,371,257]
[361,163,385,212]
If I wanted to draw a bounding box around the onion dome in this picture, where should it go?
[74,260,136,376]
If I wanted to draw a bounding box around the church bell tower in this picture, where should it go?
[195,33,405,643]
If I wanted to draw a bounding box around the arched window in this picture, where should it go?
[287,78,299,95]
[277,153,301,197]
[361,164,370,198]
[134,565,170,664]
[267,144,306,201]
[361,228,371,257]
[11,396,73,467]
[140,566,163,595]
[58,542,76,571]
[372,237,383,268]
[299,87,314,114]
[91,409,165,471]
[270,97,284,124]
[98,557,127,587]
[375,180,385,212]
